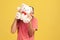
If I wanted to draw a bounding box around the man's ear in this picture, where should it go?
[30,13,34,16]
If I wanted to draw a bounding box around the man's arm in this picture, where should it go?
[28,21,35,37]
[11,18,17,33]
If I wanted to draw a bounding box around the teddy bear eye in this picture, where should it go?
[24,8,25,9]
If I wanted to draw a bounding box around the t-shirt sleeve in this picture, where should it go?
[32,18,38,31]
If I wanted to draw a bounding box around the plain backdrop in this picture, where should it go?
[0,0,60,40]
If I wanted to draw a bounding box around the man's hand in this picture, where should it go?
[16,7,22,19]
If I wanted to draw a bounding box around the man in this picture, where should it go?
[11,7,38,40]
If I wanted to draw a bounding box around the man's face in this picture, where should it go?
[29,6,34,17]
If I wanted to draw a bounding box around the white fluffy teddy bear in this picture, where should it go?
[16,3,33,23]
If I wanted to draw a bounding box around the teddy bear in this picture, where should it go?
[16,3,33,23]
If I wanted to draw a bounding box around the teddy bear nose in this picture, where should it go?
[22,11,26,15]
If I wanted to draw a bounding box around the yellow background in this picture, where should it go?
[0,0,60,40]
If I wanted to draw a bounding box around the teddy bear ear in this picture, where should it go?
[17,7,21,11]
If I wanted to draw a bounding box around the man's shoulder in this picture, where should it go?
[33,17,37,20]
[32,17,38,22]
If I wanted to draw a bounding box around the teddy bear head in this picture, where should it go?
[16,3,33,23]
